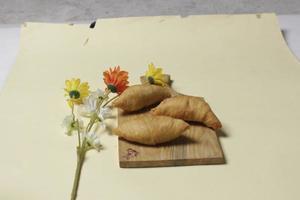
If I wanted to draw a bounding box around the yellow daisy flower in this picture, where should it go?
[64,78,89,107]
[145,63,167,86]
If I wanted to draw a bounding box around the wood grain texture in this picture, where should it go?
[118,109,225,168]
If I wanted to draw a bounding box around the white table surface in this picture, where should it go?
[0,15,300,91]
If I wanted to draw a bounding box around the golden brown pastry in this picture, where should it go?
[151,95,222,130]
[113,114,189,145]
[112,84,171,112]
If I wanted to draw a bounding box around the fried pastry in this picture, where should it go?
[151,95,222,130]
[113,114,189,145]
[112,84,171,112]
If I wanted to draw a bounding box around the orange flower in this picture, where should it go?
[103,66,129,94]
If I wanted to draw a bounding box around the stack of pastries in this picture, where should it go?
[112,84,222,145]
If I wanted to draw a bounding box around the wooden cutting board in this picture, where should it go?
[118,109,225,168]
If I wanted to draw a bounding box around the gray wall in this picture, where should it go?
[1,0,300,24]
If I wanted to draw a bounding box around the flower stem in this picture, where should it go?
[71,105,75,121]
[86,118,95,133]
[103,94,119,107]
[76,124,81,148]
[70,145,86,200]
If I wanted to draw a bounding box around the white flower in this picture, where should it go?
[78,95,98,118]
[78,89,112,121]
[61,115,83,136]
[85,131,102,151]
[91,89,105,99]
[99,106,112,121]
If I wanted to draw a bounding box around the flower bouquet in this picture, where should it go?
[63,66,128,200]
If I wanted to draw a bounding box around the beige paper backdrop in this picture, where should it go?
[1,13,300,200]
